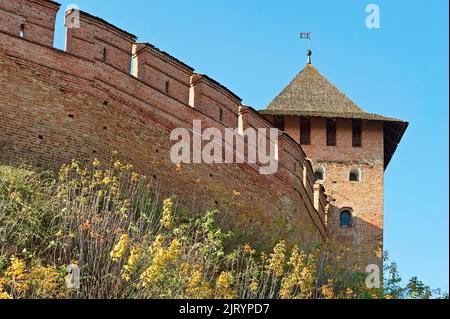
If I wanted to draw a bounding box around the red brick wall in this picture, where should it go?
[0,0,59,47]
[265,115,384,267]
[133,43,193,105]
[190,74,240,128]
[66,12,136,74]
[0,0,327,251]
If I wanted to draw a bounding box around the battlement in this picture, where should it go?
[0,0,60,46]
[0,0,328,246]
[65,10,136,74]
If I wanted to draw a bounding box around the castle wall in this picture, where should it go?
[0,0,59,47]
[0,0,327,250]
[190,74,241,128]
[133,43,193,105]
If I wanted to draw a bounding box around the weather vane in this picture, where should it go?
[300,32,312,64]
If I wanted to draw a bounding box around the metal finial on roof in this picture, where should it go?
[300,32,312,65]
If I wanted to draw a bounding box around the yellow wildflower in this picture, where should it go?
[131,172,140,183]
[110,234,130,262]
[320,280,335,299]
[176,163,182,173]
[267,241,286,277]
[0,286,12,299]
[70,161,79,170]
[113,160,122,170]
[3,256,29,294]
[249,279,259,294]
[243,244,256,256]
[139,238,181,287]
[121,244,141,282]
[161,197,175,229]
[185,264,213,299]
[345,287,355,299]
[102,176,111,185]
[29,265,62,298]
[216,272,236,299]
[166,239,181,264]
[92,158,100,168]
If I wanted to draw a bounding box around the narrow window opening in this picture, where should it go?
[68,114,74,118]
[165,81,170,93]
[300,117,311,145]
[38,135,43,140]
[314,165,325,182]
[102,47,107,62]
[19,24,25,38]
[340,210,352,228]
[274,116,284,131]
[349,168,361,182]
[326,119,336,146]
[352,120,362,147]
[219,108,223,122]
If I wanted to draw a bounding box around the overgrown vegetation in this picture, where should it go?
[0,159,446,299]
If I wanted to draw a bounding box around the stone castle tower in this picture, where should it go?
[260,60,408,265]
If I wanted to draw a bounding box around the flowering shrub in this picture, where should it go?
[0,159,445,299]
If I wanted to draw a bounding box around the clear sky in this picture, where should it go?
[52,0,449,293]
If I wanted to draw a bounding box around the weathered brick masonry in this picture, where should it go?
[0,0,327,250]
[0,0,407,266]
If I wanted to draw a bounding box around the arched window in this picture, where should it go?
[340,210,352,228]
[314,165,325,182]
[349,168,361,182]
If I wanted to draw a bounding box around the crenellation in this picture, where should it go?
[65,10,136,73]
[190,73,241,128]
[133,43,193,105]
[0,0,60,46]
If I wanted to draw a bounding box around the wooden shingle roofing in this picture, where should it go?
[260,63,408,169]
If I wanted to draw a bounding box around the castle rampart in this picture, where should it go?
[0,0,328,249]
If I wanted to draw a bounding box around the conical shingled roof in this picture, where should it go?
[262,63,405,123]
[260,63,408,169]
[267,63,364,114]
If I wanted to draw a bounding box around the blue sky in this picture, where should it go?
[53,0,449,292]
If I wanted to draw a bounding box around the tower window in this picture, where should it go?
[274,116,284,131]
[340,210,352,228]
[314,165,325,182]
[349,168,361,182]
[300,117,311,145]
[326,119,336,146]
[352,120,362,147]
[219,108,223,122]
